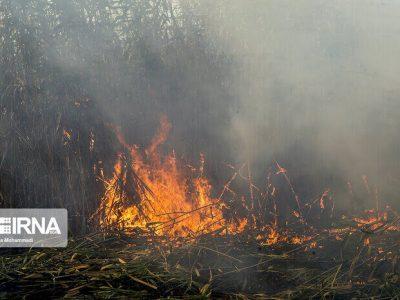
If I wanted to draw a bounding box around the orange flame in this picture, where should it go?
[99,116,237,237]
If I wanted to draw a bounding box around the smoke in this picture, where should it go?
[195,0,400,206]
[40,0,400,206]
[2,0,400,215]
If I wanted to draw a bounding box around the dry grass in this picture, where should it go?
[1,222,400,299]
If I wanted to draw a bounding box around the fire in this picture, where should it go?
[99,116,400,244]
[99,116,235,237]
[350,208,400,234]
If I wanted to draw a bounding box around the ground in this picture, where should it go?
[1,224,399,299]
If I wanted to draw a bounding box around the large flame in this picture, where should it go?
[100,116,235,237]
[98,117,399,246]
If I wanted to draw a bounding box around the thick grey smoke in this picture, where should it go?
[2,0,399,216]
[197,0,400,207]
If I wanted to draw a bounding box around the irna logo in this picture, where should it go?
[0,217,61,235]
[0,209,67,247]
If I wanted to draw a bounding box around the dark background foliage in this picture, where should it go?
[2,1,400,233]
[0,0,236,233]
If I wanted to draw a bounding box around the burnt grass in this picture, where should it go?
[0,226,400,299]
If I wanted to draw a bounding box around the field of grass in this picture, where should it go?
[1,222,400,299]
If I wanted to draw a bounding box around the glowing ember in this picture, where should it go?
[99,116,238,237]
[353,209,400,232]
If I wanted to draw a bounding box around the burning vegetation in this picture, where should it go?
[98,116,233,237]
[94,115,316,246]
[1,0,400,298]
